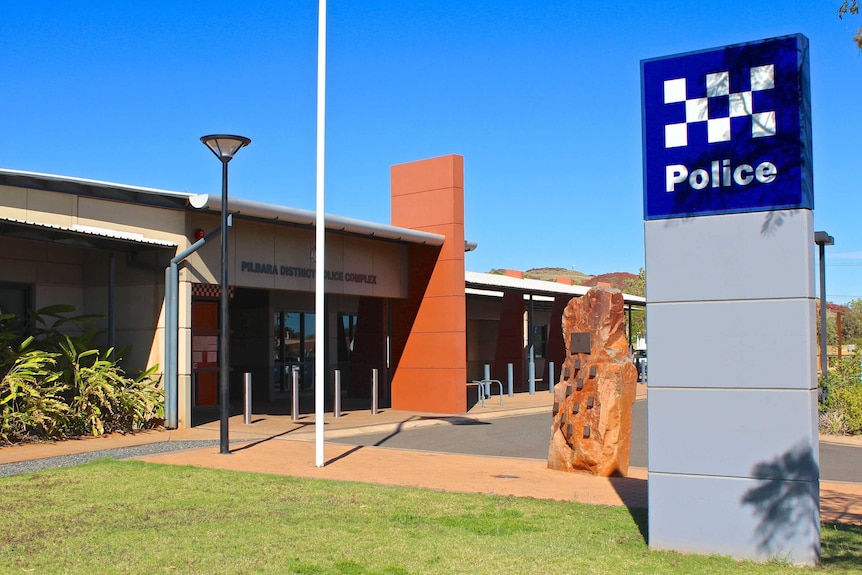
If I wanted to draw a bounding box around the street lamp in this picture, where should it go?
[815,230,834,384]
[200,134,251,454]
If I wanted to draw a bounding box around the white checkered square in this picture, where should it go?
[665,123,688,148]
[664,78,687,103]
[662,65,776,148]
[686,97,708,123]
[751,65,774,91]
[752,111,776,137]
[708,117,731,143]
[706,72,729,97]
[729,91,752,117]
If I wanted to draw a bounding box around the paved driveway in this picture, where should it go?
[333,400,862,483]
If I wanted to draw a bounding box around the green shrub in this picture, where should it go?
[0,337,69,443]
[0,306,162,444]
[819,352,862,435]
[59,336,162,437]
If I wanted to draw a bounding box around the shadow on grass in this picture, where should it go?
[609,475,649,543]
[626,506,649,543]
[821,522,862,569]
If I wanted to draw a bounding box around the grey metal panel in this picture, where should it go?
[647,298,816,389]
[649,472,820,565]
[645,210,814,303]
[648,388,819,479]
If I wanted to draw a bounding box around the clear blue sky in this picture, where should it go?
[2,1,860,302]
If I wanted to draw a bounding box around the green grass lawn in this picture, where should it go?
[0,460,859,574]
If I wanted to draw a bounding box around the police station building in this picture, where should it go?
[0,154,643,428]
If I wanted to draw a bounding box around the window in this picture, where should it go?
[338,313,358,362]
[533,324,547,358]
[0,282,31,317]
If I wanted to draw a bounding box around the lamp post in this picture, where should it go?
[814,230,834,380]
[200,134,251,455]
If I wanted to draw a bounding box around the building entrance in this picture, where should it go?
[273,310,315,397]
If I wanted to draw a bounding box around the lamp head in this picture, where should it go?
[814,231,835,247]
[200,134,251,162]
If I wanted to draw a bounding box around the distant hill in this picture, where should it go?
[582,271,638,291]
[522,267,593,285]
[489,267,639,292]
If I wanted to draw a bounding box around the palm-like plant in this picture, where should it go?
[0,336,68,443]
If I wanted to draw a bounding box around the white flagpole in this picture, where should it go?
[314,0,327,467]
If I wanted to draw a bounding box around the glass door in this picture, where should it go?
[274,311,315,394]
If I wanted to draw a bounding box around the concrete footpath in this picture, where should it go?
[1,389,860,525]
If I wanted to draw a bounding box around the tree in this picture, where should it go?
[624,268,646,341]
[623,267,645,298]
[838,1,862,49]
[815,302,839,347]
[840,299,862,345]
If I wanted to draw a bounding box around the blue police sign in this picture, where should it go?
[642,35,812,220]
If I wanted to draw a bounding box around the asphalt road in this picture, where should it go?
[333,400,862,483]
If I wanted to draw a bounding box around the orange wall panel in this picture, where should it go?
[391,155,464,198]
[419,259,465,298]
[411,296,468,333]
[391,368,466,413]
[390,155,466,414]
[391,189,465,230]
[396,331,467,370]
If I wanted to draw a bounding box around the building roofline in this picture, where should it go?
[0,169,448,247]
[189,194,446,247]
[465,270,646,305]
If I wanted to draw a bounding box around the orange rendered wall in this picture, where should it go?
[389,155,466,413]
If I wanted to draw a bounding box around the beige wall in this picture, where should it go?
[0,185,188,247]
[0,185,186,382]
[0,236,166,376]
[0,236,85,312]
[183,213,408,298]
[1,182,415,427]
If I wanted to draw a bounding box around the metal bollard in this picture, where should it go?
[371,368,379,415]
[243,372,252,425]
[507,363,514,397]
[483,364,491,398]
[548,361,555,394]
[528,360,536,395]
[291,366,300,422]
[334,370,342,418]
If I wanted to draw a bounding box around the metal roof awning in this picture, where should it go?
[0,169,457,249]
[0,217,177,251]
[0,168,193,209]
[188,194,446,247]
[465,271,646,306]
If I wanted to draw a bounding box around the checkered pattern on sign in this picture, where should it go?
[663,65,775,148]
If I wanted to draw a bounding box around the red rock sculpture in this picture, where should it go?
[547,286,638,477]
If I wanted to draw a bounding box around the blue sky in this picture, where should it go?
[2,1,860,302]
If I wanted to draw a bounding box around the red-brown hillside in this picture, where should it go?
[582,272,638,291]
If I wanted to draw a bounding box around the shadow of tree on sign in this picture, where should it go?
[740,442,820,560]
